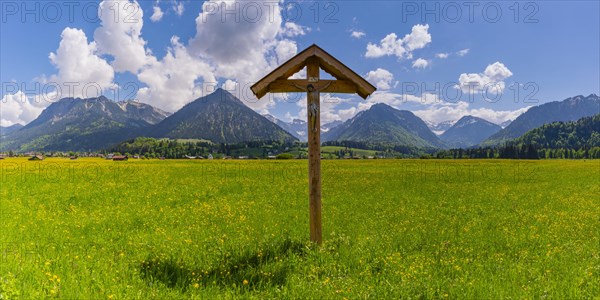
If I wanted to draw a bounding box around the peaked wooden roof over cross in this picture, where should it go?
[251,44,377,99]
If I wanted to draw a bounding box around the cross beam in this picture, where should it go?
[267,79,358,94]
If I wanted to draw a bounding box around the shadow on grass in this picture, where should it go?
[139,238,311,290]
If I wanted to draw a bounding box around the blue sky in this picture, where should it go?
[1,0,598,127]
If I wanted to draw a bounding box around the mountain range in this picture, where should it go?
[263,114,307,141]
[1,91,598,152]
[426,120,456,135]
[481,94,600,146]
[1,96,169,152]
[426,118,512,136]
[322,103,446,148]
[150,88,296,143]
[440,116,502,148]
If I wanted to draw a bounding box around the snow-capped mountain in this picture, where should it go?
[499,120,513,128]
[425,120,456,135]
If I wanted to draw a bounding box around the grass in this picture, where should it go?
[0,158,599,298]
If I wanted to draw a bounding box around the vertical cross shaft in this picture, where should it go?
[306,57,322,245]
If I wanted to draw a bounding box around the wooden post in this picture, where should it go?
[306,57,322,245]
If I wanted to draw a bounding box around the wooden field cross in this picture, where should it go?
[251,44,376,245]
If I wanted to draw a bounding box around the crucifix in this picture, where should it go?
[251,44,376,245]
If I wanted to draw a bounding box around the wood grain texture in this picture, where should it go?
[266,79,358,94]
[306,57,322,245]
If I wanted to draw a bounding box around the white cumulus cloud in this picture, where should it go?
[457,48,470,56]
[188,0,299,113]
[173,1,184,16]
[457,62,513,94]
[151,6,164,22]
[93,0,150,73]
[189,0,283,82]
[413,102,530,125]
[48,27,115,98]
[366,24,431,59]
[221,79,239,91]
[275,39,298,64]
[279,22,309,37]
[362,91,440,108]
[136,36,216,112]
[351,31,365,39]
[365,68,396,90]
[0,91,48,126]
[412,58,429,69]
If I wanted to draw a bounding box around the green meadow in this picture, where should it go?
[0,158,598,299]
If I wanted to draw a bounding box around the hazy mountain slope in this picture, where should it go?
[440,115,502,148]
[482,94,600,146]
[514,114,600,149]
[0,124,24,136]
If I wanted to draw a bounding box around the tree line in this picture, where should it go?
[433,145,600,159]
[108,137,298,159]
